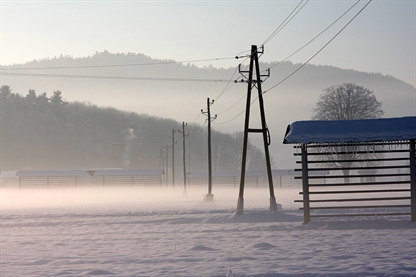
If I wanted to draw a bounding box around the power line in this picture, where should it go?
[207,49,254,121]
[233,45,266,84]
[264,0,372,94]
[1,52,243,123]
[213,66,240,102]
[0,56,236,71]
[213,108,245,125]
[262,0,309,46]
[186,62,242,125]
[199,66,245,124]
[214,0,369,125]
[214,96,259,125]
[0,72,229,83]
[217,93,247,115]
[211,47,264,124]
[191,112,203,125]
[234,49,251,59]
[266,0,361,72]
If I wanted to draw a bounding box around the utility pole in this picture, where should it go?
[158,146,166,184]
[163,144,171,185]
[236,45,277,215]
[170,129,177,187]
[201,97,217,202]
[178,122,189,195]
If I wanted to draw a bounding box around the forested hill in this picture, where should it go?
[0,85,266,175]
[2,51,414,123]
[1,51,415,169]
[2,51,414,122]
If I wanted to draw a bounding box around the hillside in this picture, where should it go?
[0,86,265,177]
[1,51,415,168]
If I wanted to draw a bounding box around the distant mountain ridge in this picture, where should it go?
[5,50,413,84]
[2,51,414,168]
[2,51,413,103]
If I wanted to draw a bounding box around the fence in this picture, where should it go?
[293,141,416,223]
[1,169,164,188]
[186,169,329,188]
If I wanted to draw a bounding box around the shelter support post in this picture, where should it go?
[410,139,416,222]
[301,144,310,224]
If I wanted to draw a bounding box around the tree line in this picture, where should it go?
[0,85,268,180]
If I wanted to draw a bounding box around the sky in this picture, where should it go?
[0,0,415,87]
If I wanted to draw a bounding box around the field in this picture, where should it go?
[1,186,415,277]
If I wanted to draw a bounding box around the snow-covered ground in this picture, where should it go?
[1,186,415,277]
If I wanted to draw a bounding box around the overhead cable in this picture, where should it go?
[266,0,361,71]
[213,66,240,102]
[191,112,203,125]
[263,0,372,94]
[216,93,247,115]
[214,96,259,125]
[262,0,309,46]
[0,56,236,71]
[0,72,229,83]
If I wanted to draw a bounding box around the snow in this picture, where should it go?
[283,116,416,144]
[1,186,415,277]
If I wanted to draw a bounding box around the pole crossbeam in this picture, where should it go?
[236,45,277,215]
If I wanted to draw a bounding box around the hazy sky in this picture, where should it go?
[1,0,415,86]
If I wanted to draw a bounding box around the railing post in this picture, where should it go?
[301,144,310,224]
[410,139,416,222]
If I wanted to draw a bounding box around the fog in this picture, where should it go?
[0,186,300,212]
[2,55,415,170]
[2,184,415,277]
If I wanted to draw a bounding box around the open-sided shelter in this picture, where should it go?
[283,116,416,223]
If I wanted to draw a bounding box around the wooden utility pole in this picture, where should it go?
[236,45,277,215]
[201,98,217,201]
[158,146,166,184]
[178,122,189,195]
[163,144,171,185]
[170,129,177,187]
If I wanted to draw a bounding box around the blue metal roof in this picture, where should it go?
[283,116,416,144]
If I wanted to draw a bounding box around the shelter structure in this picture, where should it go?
[283,116,416,223]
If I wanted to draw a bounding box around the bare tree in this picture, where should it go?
[312,83,384,182]
[312,83,384,120]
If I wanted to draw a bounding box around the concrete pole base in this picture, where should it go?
[204,193,214,202]
[269,196,278,212]
[236,197,244,215]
